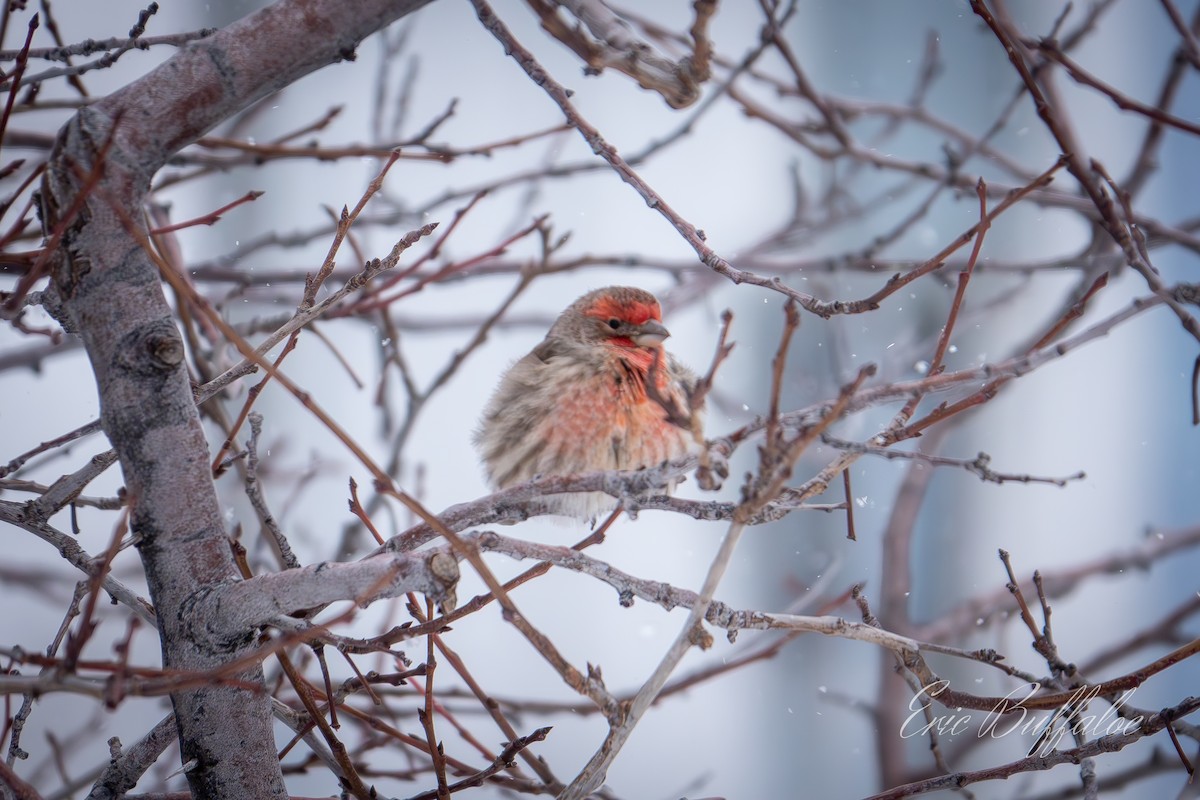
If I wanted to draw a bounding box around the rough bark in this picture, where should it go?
[39,1,434,797]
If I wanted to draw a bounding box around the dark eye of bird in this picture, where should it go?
[607,318,621,330]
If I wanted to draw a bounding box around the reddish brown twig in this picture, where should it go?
[1034,38,1200,137]
[348,477,386,547]
[417,598,451,799]
[886,178,993,436]
[210,334,300,475]
[63,503,131,672]
[345,212,546,316]
[892,270,1109,440]
[0,15,38,147]
[148,190,264,234]
[853,160,1062,317]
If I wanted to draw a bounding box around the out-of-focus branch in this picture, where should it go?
[523,0,710,108]
[917,525,1200,642]
[971,0,1200,348]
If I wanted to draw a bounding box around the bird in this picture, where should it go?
[474,286,701,520]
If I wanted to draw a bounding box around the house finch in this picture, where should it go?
[474,286,700,520]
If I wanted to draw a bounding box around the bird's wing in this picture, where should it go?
[530,333,576,364]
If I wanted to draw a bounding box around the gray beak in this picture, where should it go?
[633,319,670,347]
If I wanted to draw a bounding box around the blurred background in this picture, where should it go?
[2,1,1198,798]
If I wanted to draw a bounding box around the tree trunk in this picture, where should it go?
[40,1,434,796]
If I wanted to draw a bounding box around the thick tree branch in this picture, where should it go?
[202,549,460,641]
